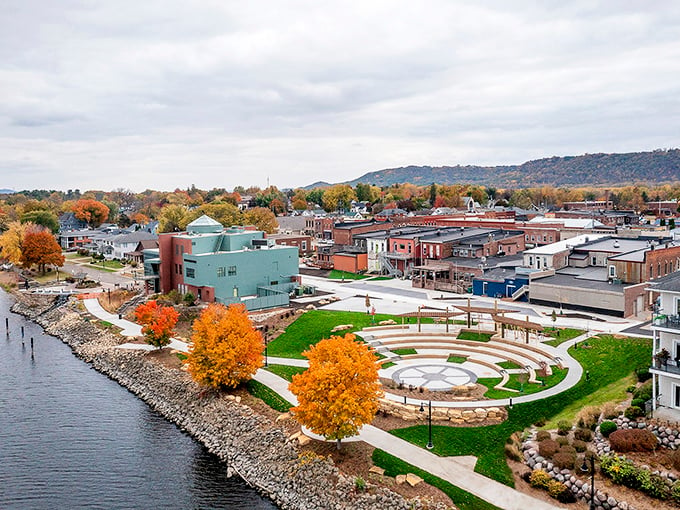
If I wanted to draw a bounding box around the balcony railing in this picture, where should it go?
[653,315,680,331]
[651,359,680,376]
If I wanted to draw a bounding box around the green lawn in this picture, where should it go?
[381,361,396,369]
[447,355,468,364]
[497,360,521,370]
[372,450,501,510]
[264,364,307,382]
[89,260,125,270]
[328,270,392,281]
[267,310,414,359]
[478,367,569,400]
[389,335,651,486]
[543,373,636,430]
[392,348,417,356]
[245,380,293,412]
[543,328,587,347]
[457,331,492,342]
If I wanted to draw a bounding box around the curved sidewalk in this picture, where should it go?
[254,368,560,510]
[82,296,559,509]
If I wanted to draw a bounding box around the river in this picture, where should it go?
[0,291,277,510]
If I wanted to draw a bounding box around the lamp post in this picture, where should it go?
[419,400,433,449]
[264,333,269,367]
[580,455,596,510]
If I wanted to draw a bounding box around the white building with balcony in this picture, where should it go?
[649,273,680,418]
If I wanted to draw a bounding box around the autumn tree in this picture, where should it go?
[0,221,31,265]
[322,184,356,212]
[184,203,240,229]
[130,212,150,225]
[21,227,65,274]
[243,207,278,234]
[158,204,189,233]
[21,209,59,233]
[72,198,110,227]
[187,303,264,389]
[134,300,179,349]
[289,333,382,450]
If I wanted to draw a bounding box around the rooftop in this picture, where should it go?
[524,234,608,255]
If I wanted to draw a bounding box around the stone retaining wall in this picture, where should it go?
[11,294,445,510]
[380,398,506,424]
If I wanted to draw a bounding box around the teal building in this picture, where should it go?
[146,215,300,310]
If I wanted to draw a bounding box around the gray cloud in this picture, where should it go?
[0,1,679,191]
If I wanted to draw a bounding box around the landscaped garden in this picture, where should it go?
[387,334,651,486]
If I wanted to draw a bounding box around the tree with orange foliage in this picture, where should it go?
[130,212,150,225]
[20,227,65,274]
[72,199,110,227]
[134,300,179,349]
[289,333,382,450]
[187,303,263,389]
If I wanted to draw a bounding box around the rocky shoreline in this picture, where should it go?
[11,293,446,510]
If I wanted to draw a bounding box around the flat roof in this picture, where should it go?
[523,234,608,255]
[531,273,628,292]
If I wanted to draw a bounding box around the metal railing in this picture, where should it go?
[653,315,680,331]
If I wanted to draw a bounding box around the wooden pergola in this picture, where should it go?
[494,315,544,344]
[397,307,465,333]
[452,298,519,328]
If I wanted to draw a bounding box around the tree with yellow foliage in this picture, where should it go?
[187,303,264,389]
[289,334,382,450]
[0,221,31,265]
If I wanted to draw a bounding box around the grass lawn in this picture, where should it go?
[381,361,396,369]
[89,260,125,270]
[543,373,636,430]
[543,328,587,347]
[457,331,492,342]
[447,355,468,364]
[389,334,651,486]
[267,310,415,359]
[328,270,392,281]
[478,367,569,400]
[264,364,307,382]
[497,360,521,370]
[392,348,417,356]
[245,380,293,412]
[372,450,501,510]
[65,252,88,260]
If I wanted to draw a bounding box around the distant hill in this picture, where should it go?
[0,189,15,194]
[307,149,680,188]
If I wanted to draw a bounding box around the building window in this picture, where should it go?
[186,267,195,278]
[591,256,597,265]
[175,245,179,255]
[228,266,237,276]
[531,235,535,242]
[217,267,226,277]
[608,265,616,278]
[650,265,654,278]
[301,241,307,250]
[675,385,680,408]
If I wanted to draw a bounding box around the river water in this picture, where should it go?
[0,291,277,510]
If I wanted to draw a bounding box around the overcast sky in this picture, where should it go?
[1,1,679,192]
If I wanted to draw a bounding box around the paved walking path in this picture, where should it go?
[80,294,573,509]
[83,298,190,352]
[254,368,560,510]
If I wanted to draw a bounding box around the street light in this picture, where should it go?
[580,455,596,510]
[264,333,269,367]
[419,400,433,449]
